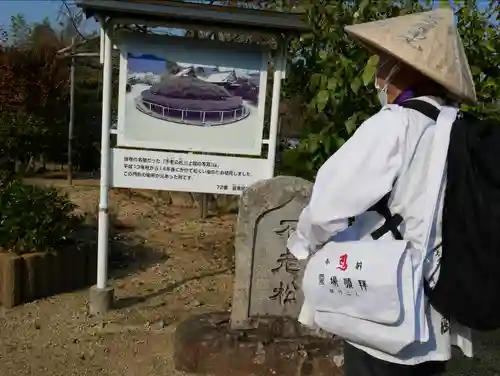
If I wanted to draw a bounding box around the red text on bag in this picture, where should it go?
[336,254,348,271]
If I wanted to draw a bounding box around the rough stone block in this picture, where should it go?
[34,252,51,299]
[70,247,87,290]
[58,248,75,292]
[46,251,61,295]
[0,253,23,308]
[231,176,313,329]
[21,252,46,302]
[174,313,344,376]
[89,285,114,315]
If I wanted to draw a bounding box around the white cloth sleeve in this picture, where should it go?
[287,107,406,259]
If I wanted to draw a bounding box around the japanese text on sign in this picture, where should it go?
[123,156,251,190]
[112,148,270,196]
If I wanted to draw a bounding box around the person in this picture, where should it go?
[286,8,477,376]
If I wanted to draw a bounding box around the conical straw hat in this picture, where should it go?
[345,8,477,104]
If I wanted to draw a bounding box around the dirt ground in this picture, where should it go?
[0,177,499,376]
[0,178,235,376]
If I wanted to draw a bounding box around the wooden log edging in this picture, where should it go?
[0,245,97,308]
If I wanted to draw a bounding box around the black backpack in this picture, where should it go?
[370,99,500,331]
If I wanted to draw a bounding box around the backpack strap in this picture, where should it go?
[399,99,440,121]
[369,99,441,241]
[369,193,404,240]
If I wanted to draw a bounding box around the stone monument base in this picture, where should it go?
[174,312,344,376]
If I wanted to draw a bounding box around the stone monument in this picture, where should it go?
[231,175,311,328]
[174,176,343,376]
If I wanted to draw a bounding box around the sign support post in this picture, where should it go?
[89,19,114,315]
[67,38,76,185]
[266,45,285,177]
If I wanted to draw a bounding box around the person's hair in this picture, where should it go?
[396,62,457,105]
[413,79,454,104]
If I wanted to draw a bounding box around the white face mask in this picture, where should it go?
[375,64,400,106]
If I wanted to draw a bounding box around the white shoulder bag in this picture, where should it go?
[301,106,458,355]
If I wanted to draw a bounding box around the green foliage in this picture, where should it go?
[0,40,69,170]
[0,178,83,254]
[0,113,47,172]
[280,0,430,180]
[455,0,500,119]
[279,0,500,181]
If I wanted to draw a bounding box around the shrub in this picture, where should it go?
[0,178,83,254]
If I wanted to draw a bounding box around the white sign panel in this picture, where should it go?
[111,148,271,195]
[117,34,268,156]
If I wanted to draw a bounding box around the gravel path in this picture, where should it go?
[1,180,497,375]
[0,183,234,376]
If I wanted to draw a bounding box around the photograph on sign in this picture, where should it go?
[111,148,270,196]
[117,34,268,155]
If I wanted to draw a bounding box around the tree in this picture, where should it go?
[0,113,46,172]
[0,15,70,164]
[455,0,500,119]
[0,12,107,173]
[279,0,500,180]
[10,14,31,46]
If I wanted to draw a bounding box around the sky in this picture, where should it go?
[0,0,98,34]
[0,0,494,33]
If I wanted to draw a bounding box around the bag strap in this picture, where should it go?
[369,193,404,240]
[369,99,454,243]
[368,100,457,341]
[399,99,440,121]
[421,105,456,245]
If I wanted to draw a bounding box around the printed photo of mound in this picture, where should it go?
[137,76,252,126]
[118,43,266,155]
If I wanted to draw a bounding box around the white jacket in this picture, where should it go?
[287,96,473,365]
